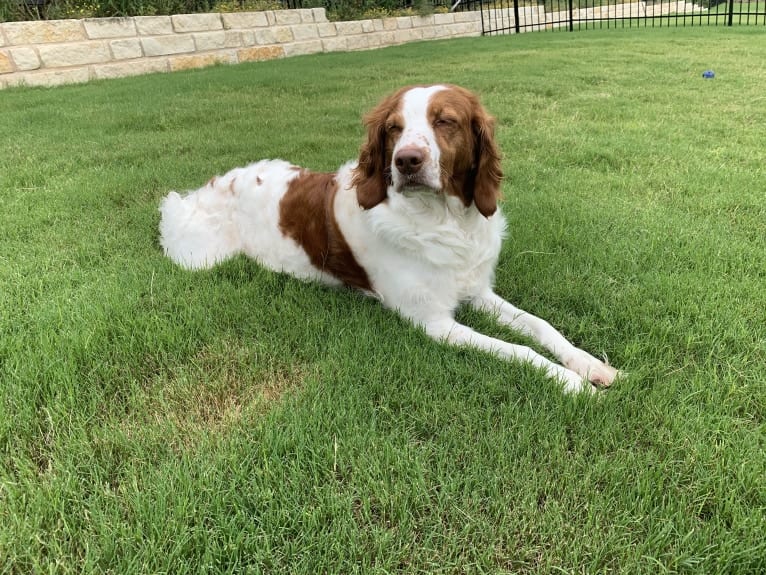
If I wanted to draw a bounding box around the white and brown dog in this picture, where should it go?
[159,84,619,393]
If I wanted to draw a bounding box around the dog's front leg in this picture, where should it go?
[470,291,619,387]
[422,318,592,394]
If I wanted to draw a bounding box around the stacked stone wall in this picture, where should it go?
[0,8,482,89]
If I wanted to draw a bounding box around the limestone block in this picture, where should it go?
[170,51,236,71]
[94,59,168,80]
[2,73,25,88]
[291,24,319,42]
[273,11,302,25]
[84,17,136,39]
[225,31,244,48]
[38,41,110,68]
[4,20,85,45]
[10,47,40,71]
[335,21,363,35]
[360,20,375,33]
[141,35,195,57]
[381,18,399,31]
[237,45,284,63]
[110,38,143,60]
[272,27,294,43]
[321,36,347,52]
[346,35,370,51]
[394,28,422,44]
[283,40,323,57]
[317,23,337,38]
[433,13,455,25]
[172,14,222,33]
[412,15,435,27]
[240,31,256,46]
[454,11,481,23]
[298,9,316,23]
[23,67,90,88]
[449,22,481,36]
[376,31,396,46]
[0,51,14,73]
[193,31,227,51]
[396,17,414,30]
[366,32,384,48]
[254,28,276,45]
[312,8,328,23]
[135,16,173,36]
[222,12,268,29]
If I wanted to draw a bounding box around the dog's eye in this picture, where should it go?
[386,123,402,134]
[434,117,456,129]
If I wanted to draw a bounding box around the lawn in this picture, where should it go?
[1,26,764,574]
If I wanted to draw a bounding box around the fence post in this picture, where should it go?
[727,0,735,26]
[568,0,575,31]
[513,0,521,34]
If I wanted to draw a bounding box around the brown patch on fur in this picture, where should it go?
[352,86,411,209]
[429,85,503,218]
[279,171,372,291]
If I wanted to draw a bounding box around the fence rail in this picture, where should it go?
[479,0,766,34]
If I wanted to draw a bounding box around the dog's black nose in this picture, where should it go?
[394,147,425,175]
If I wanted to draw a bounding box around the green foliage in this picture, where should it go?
[1,0,427,21]
[322,0,404,20]
[213,0,283,12]
[0,0,447,22]
[2,0,234,20]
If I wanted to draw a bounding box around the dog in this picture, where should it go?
[159,84,619,393]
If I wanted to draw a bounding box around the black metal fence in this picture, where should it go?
[479,0,766,34]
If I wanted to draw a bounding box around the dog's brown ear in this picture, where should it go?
[470,107,503,218]
[352,123,388,209]
[352,94,397,210]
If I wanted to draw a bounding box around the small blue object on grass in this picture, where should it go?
[702,70,715,79]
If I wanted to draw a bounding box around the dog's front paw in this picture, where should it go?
[564,350,621,388]
[553,367,597,395]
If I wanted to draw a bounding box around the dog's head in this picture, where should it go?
[352,84,503,217]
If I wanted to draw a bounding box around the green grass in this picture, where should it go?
[1,26,765,573]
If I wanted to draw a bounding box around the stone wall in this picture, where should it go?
[0,8,482,89]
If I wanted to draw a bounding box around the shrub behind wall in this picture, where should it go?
[1,0,281,21]
[0,0,442,22]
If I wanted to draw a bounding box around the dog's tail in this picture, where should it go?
[159,172,244,270]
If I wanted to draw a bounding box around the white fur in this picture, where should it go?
[159,87,620,393]
[392,85,446,191]
[159,159,340,285]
